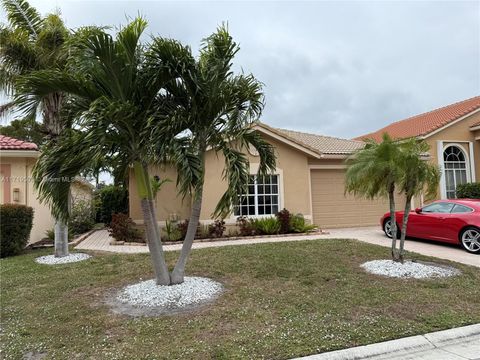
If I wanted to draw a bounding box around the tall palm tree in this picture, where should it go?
[397,139,440,262]
[16,18,198,284]
[149,26,276,284]
[1,0,72,257]
[345,133,403,260]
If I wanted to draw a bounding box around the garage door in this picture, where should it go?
[311,169,402,228]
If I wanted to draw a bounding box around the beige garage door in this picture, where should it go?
[311,169,400,228]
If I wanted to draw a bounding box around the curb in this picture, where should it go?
[293,323,480,360]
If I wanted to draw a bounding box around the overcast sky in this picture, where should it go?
[1,0,479,139]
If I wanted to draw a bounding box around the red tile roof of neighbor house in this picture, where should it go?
[0,135,38,150]
[356,96,480,142]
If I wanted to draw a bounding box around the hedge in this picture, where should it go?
[95,185,128,224]
[0,204,34,258]
[456,182,480,199]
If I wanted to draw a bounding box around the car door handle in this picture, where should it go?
[438,217,445,220]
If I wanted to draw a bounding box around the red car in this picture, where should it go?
[381,199,480,254]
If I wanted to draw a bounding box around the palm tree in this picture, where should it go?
[397,139,440,262]
[1,0,72,257]
[149,26,276,284]
[345,133,403,260]
[17,18,202,285]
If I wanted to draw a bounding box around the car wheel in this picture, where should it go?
[383,219,399,239]
[460,227,480,254]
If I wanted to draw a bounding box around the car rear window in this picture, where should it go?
[451,204,473,213]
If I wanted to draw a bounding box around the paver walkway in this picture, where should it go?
[76,227,479,267]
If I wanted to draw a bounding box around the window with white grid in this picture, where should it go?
[234,174,279,216]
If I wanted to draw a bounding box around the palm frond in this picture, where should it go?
[2,0,42,37]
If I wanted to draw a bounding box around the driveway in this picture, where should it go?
[327,226,480,267]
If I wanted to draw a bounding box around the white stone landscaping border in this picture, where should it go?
[35,253,91,265]
[109,276,223,316]
[361,259,459,279]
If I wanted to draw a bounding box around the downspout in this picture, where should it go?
[25,161,29,206]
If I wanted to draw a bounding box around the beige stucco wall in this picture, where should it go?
[71,181,94,204]
[423,110,480,202]
[0,154,54,243]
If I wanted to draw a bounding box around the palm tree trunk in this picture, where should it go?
[389,184,399,261]
[399,195,412,263]
[140,198,170,285]
[134,161,170,285]
[54,219,69,257]
[170,144,206,285]
[170,188,203,284]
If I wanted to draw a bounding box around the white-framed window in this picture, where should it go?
[234,174,279,216]
[443,145,468,199]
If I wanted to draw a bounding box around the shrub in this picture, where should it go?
[177,220,189,240]
[96,185,128,224]
[456,183,480,199]
[163,220,182,242]
[237,216,255,236]
[196,223,210,239]
[0,204,34,257]
[290,214,317,233]
[276,208,292,234]
[208,220,226,238]
[69,200,95,235]
[108,213,143,243]
[251,217,281,235]
[45,227,73,242]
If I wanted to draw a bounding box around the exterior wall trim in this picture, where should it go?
[309,165,347,169]
[470,125,480,131]
[420,108,480,139]
[437,140,446,199]
[468,141,476,182]
[0,150,39,158]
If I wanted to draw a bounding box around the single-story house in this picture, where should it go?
[357,95,480,202]
[129,95,479,230]
[0,135,94,243]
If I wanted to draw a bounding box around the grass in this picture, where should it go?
[1,239,479,359]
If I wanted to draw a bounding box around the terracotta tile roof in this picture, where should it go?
[356,96,480,142]
[257,123,364,155]
[471,120,480,128]
[0,135,38,150]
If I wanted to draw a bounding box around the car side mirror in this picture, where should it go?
[415,207,422,214]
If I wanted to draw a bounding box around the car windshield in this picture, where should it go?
[422,202,455,213]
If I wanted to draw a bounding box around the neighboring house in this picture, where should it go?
[357,96,480,202]
[129,123,405,229]
[0,135,94,243]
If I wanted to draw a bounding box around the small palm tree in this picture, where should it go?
[397,139,440,262]
[150,25,276,284]
[1,0,72,257]
[345,133,403,260]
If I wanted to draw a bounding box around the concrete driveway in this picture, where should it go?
[327,226,480,267]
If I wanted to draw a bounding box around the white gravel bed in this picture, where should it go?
[361,260,459,279]
[117,276,223,309]
[35,253,91,265]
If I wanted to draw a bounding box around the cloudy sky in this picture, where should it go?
[2,0,479,138]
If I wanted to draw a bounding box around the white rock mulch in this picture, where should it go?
[117,276,223,309]
[361,260,459,279]
[35,253,91,265]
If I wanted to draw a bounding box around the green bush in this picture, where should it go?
[108,213,143,243]
[0,204,34,257]
[251,217,281,235]
[290,214,316,233]
[456,183,480,199]
[96,185,128,224]
[70,200,95,235]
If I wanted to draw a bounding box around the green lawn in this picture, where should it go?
[2,239,479,359]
